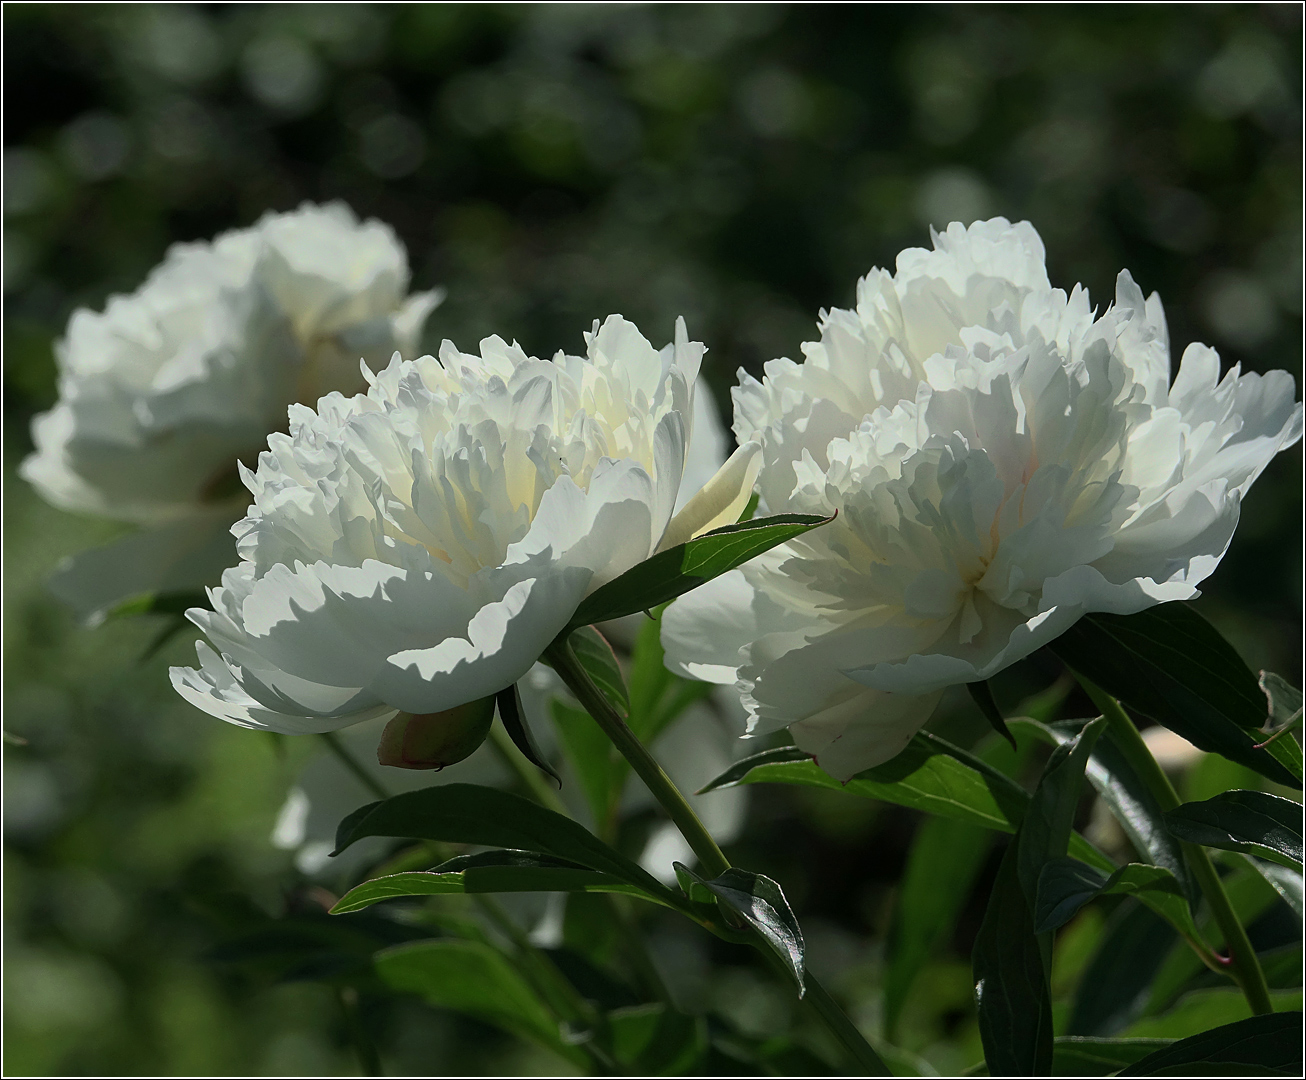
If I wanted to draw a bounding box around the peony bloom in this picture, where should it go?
[171,315,759,735]
[21,202,442,619]
[662,218,1303,780]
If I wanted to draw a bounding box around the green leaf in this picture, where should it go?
[1166,791,1303,871]
[495,684,560,786]
[607,1003,707,1075]
[566,513,830,630]
[331,783,676,903]
[883,815,992,1040]
[106,588,209,620]
[1069,901,1178,1035]
[699,736,1028,834]
[1052,1036,1175,1076]
[969,680,1017,750]
[1118,1012,1303,1076]
[449,850,661,902]
[1242,856,1305,919]
[626,611,714,746]
[331,872,466,914]
[699,734,1114,871]
[736,491,760,523]
[1016,716,1199,905]
[330,852,672,915]
[1035,859,1198,940]
[1016,716,1107,906]
[676,864,806,994]
[1050,606,1301,787]
[1123,987,1303,1041]
[569,625,629,717]
[551,698,620,829]
[374,938,582,1064]
[1260,671,1303,729]
[973,840,1054,1076]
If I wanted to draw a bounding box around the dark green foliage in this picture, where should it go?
[1051,607,1302,787]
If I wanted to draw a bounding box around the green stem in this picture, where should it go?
[545,637,730,878]
[321,731,390,801]
[546,633,890,1076]
[490,719,673,1005]
[1077,675,1273,1016]
[805,973,890,1077]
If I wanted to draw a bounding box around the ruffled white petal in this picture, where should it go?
[663,217,1303,780]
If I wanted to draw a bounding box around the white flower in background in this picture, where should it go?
[171,315,760,735]
[663,218,1303,780]
[20,201,442,619]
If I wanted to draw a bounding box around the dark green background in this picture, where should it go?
[4,4,1301,1075]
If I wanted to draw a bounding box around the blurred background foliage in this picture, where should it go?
[3,3,1301,1075]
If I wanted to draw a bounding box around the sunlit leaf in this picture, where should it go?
[567,513,830,630]
[675,864,805,994]
[699,734,1113,870]
[1165,790,1303,871]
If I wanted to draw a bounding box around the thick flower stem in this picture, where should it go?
[545,634,890,1076]
[545,637,729,877]
[1076,675,1273,1016]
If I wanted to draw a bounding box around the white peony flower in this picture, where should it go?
[662,218,1303,780]
[21,201,442,619]
[170,315,759,735]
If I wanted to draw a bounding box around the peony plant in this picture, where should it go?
[662,218,1303,779]
[21,202,442,620]
[46,209,1301,1076]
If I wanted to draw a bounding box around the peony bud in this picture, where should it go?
[376,696,496,770]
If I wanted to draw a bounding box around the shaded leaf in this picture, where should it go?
[375,939,582,1064]
[551,698,620,829]
[495,683,561,786]
[331,783,675,904]
[1015,717,1107,906]
[1166,791,1303,871]
[1069,901,1178,1036]
[567,513,830,630]
[1014,716,1198,905]
[1119,1010,1303,1074]
[569,625,629,717]
[676,864,805,995]
[1260,671,1302,728]
[1050,606,1300,787]
[1242,857,1305,919]
[973,840,1054,1075]
[1052,1036,1175,1076]
[884,815,992,1040]
[106,589,209,620]
[969,680,1016,750]
[1035,859,1198,941]
[607,1003,707,1075]
[626,610,714,746]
